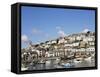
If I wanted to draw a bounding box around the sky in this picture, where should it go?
[21,6,95,48]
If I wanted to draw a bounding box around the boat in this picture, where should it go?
[74,58,83,63]
[21,67,28,71]
[38,60,45,64]
[60,62,74,68]
[84,57,91,62]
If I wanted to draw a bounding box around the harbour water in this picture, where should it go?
[27,59,95,70]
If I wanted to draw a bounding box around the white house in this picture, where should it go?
[51,40,57,44]
[80,34,85,38]
[54,46,58,49]
[64,40,68,44]
[64,44,73,47]
[42,44,49,48]
[48,52,55,57]
[86,47,95,52]
[45,52,49,57]
[68,37,75,42]
[58,38,65,44]
[79,48,86,52]
[46,41,52,45]
[72,42,79,47]
[83,37,94,42]
[71,49,77,52]
[76,36,82,41]
[89,42,95,46]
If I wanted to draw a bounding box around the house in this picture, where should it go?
[68,36,75,43]
[45,52,49,57]
[72,42,79,47]
[79,48,86,52]
[51,40,57,44]
[79,33,86,38]
[44,44,49,48]
[86,47,95,52]
[71,48,77,52]
[79,41,87,48]
[89,41,95,46]
[54,45,58,49]
[58,37,65,44]
[83,37,94,42]
[46,41,52,45]
[48,52,55,57]
[76,36,82,41]
[64,43,73,47]
[64,40,68,44]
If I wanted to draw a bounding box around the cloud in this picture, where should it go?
[21,35,29,43]
[82,29,90,33]
[58,30,66,37]
[56,26,62,30]
[45,33,49,37]
[32,28,50,38]
[56,26,66,37]
[32,28,42,34]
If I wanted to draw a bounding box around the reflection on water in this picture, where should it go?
[74,60,95,68]
[27,59,95,70]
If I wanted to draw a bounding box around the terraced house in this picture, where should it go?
[21,30,95,70]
